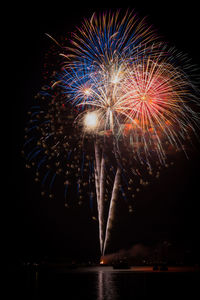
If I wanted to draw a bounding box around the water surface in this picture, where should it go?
[8,265,200,299]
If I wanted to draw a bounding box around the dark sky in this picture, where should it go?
[10,3,200,262]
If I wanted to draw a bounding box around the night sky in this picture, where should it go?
[10,3,200,263]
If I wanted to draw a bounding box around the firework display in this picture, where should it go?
[23,10,199,256]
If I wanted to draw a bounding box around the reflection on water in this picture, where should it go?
[97,271,119,300]
[96,268,148,299]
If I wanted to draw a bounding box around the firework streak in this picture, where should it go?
[24,10,199,256]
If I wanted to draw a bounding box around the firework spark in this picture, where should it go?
[65,10,156,68]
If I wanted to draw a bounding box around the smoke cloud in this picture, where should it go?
[102,244,151,264]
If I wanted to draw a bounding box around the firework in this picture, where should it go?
[23,10,199,257]
[120,46,200,164]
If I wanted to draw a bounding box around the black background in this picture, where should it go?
[10,2,200,263]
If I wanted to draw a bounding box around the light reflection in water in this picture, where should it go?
[97,271,119,300]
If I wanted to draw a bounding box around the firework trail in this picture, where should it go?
[23,9,199,257]
[103,167,121,255]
